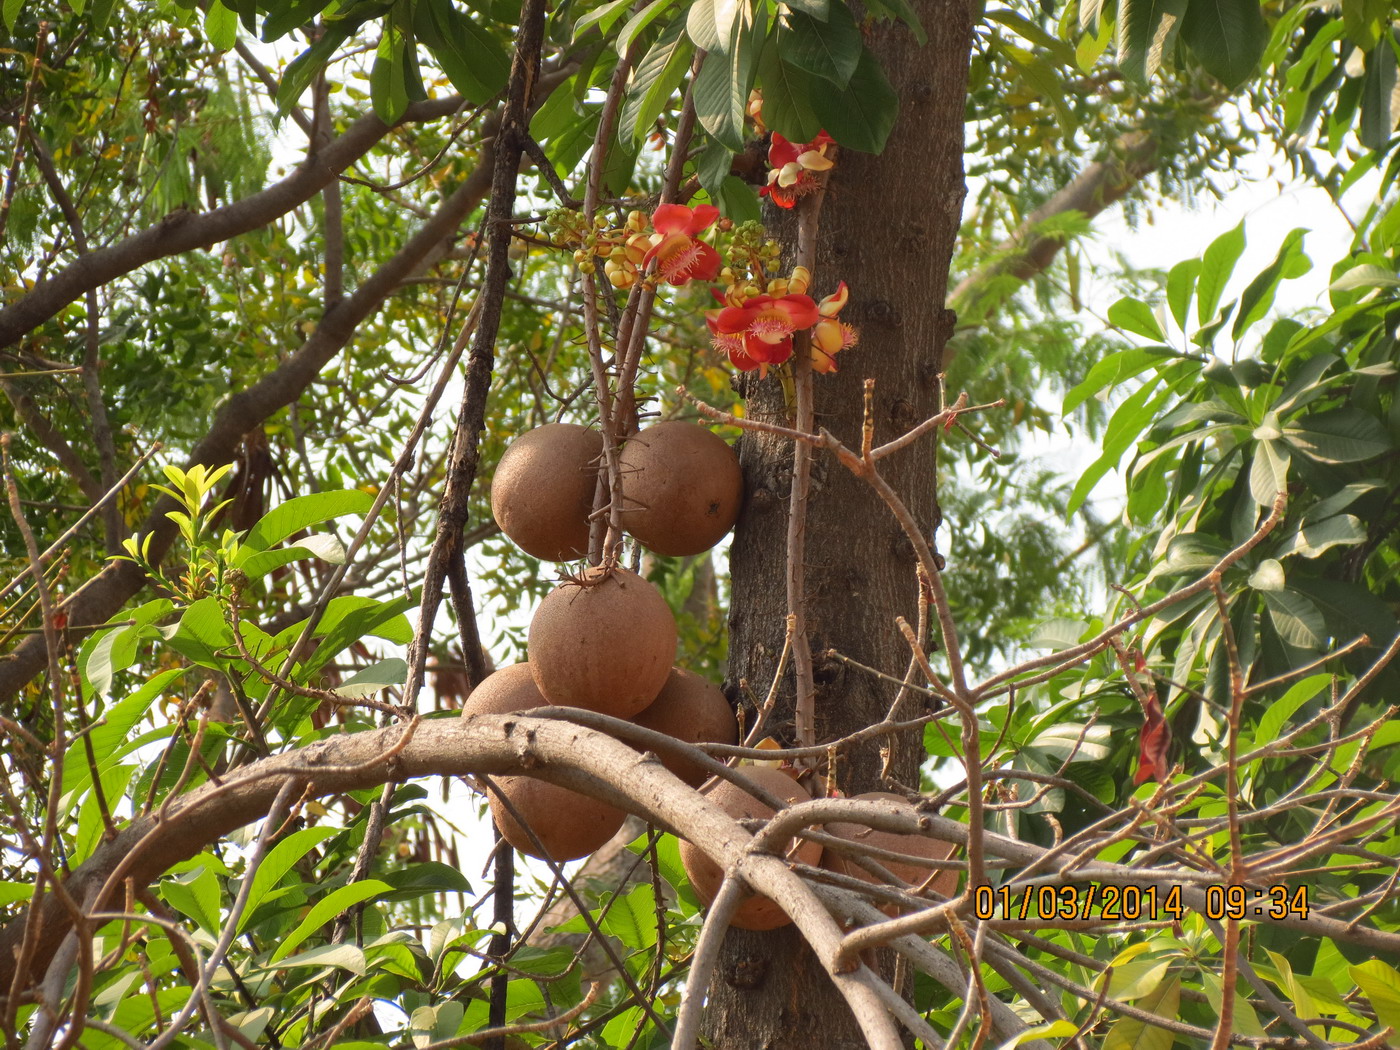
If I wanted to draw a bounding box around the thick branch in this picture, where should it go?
[0,97,464,350]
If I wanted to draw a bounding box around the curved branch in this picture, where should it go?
[0,96,465,350]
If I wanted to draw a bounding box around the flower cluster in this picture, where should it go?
[544,178,859,376]
[759,132,835,209]
[707,265,857,376]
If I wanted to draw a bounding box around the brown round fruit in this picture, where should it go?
[528,567,676,717]
[631,667,738,786]
[679,766,821,930]
[619,421,742,557]
[491,423,603,561]
[461,663,626,861]
[824,792,960,910]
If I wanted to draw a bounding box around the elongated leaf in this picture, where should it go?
[1195,221,1245,325]
[687,0,742,52]
[337,658,408,698]
[205,0,238,48]
[619,0,682,53]
[1180,0,1269,88]
[62,668,183,800]
[1359,32,1398,150]
[1234,228,1310,338]
[84,599,176,695]
[1116,0,1188,84]
[1351,960,1400,1035]
[1249,439,1290,506]
[1063,346,1173,415]
[272,881,392,962]
[808,46,898,153]
[1067,380,1171,514]
[778,4,861,87]
[694,20,758,150]
[1108,296,1166,341]
[270,944,367,975]
[757,35,822,141]
[1103,975,1180,1050]
[416,0,511,104]
[1166,256,1201,330]
[1283,408,1390,464]
[620,19,693,146]
[574,0,641,39]
[1262,589,1328,650]
[239,827,340,931]
[1251,674,1329,747]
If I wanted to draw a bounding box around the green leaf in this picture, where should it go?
[1281,514,1366,559]
[1248,558,1285,591]
[1262,589,1328,650]
[1027,723,1112,763]
[272,881,392,962]
[299,595,415,677]
[620,19,693,146]
[1351,960,1400,1035]
[1103,975,1180,1050]
[371,27,413,125]
[1179,0,1269,88]
[716,174,762,222]
[380,861,472,901]
[268,943,367,975]
[1233,228,1311,338]
[1067,380,1171,515]
[161,864,223,936]
[778,4,862,87]
[1195,221,1245,325]
[2,0,22,32]
[337,658,408,697]
[687,0,743,52]
[167,596,235,669]
[239,827,339,931]
[808,46,899,153]
[205,0,238,48]
[1108,297,1166,341]
[1062,346,1173,415]
[574,0,642,39]
[278,24,357,117]
[1201,971,1266,1036]
[1283,408,1391,464]
[1329,263,1400,292]
[1250,674,1330,749]
[694,20,758,151]
[261,0,324,40]
[1249,438,1290,506]
[1166,257,1201,330]
[63,668,183,800]
[83,599,176,695]
[1116,0,1188,84]
[784,0,828,19]
[416,0,511,104]
[599,884,658,950]
[757,36,821,141]
[618,0,683,55]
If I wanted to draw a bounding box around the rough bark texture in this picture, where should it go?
[704,1,972,1045]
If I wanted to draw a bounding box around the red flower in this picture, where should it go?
[759,132,835,209]
[714,293,820,373]
[642,204,722,285]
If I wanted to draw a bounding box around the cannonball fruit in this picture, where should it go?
[824,791,960,909]
[491,423,603,561]
[678,766,822,930]
[528,566,676,717]
[619,421,742,557]
[460,663,626,862]
[632,668,739,786]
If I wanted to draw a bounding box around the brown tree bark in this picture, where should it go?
[703,0,972,1044]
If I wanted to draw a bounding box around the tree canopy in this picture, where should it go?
[4,0,1400,1047]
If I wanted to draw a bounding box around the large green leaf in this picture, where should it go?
[777,4,861,87]
[1351,960,1400,1035]
[238,827,340,932]
[1195,221,1245,326]
[1180,0,1269,88]
[694,19,759,150]
[415,0,511,105]
[619,19,693,146]
[807,46,898,153]
[271,881,393,962]
[687,0,743,52]
[1283,408,1391,464]
[1103,975,1180,1050]
[757,35,822,141]
[1116,0,1188,84]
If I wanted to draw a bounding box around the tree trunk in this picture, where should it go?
[703,1,972,1045]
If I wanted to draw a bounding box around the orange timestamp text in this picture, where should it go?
[972,883,1310,921]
